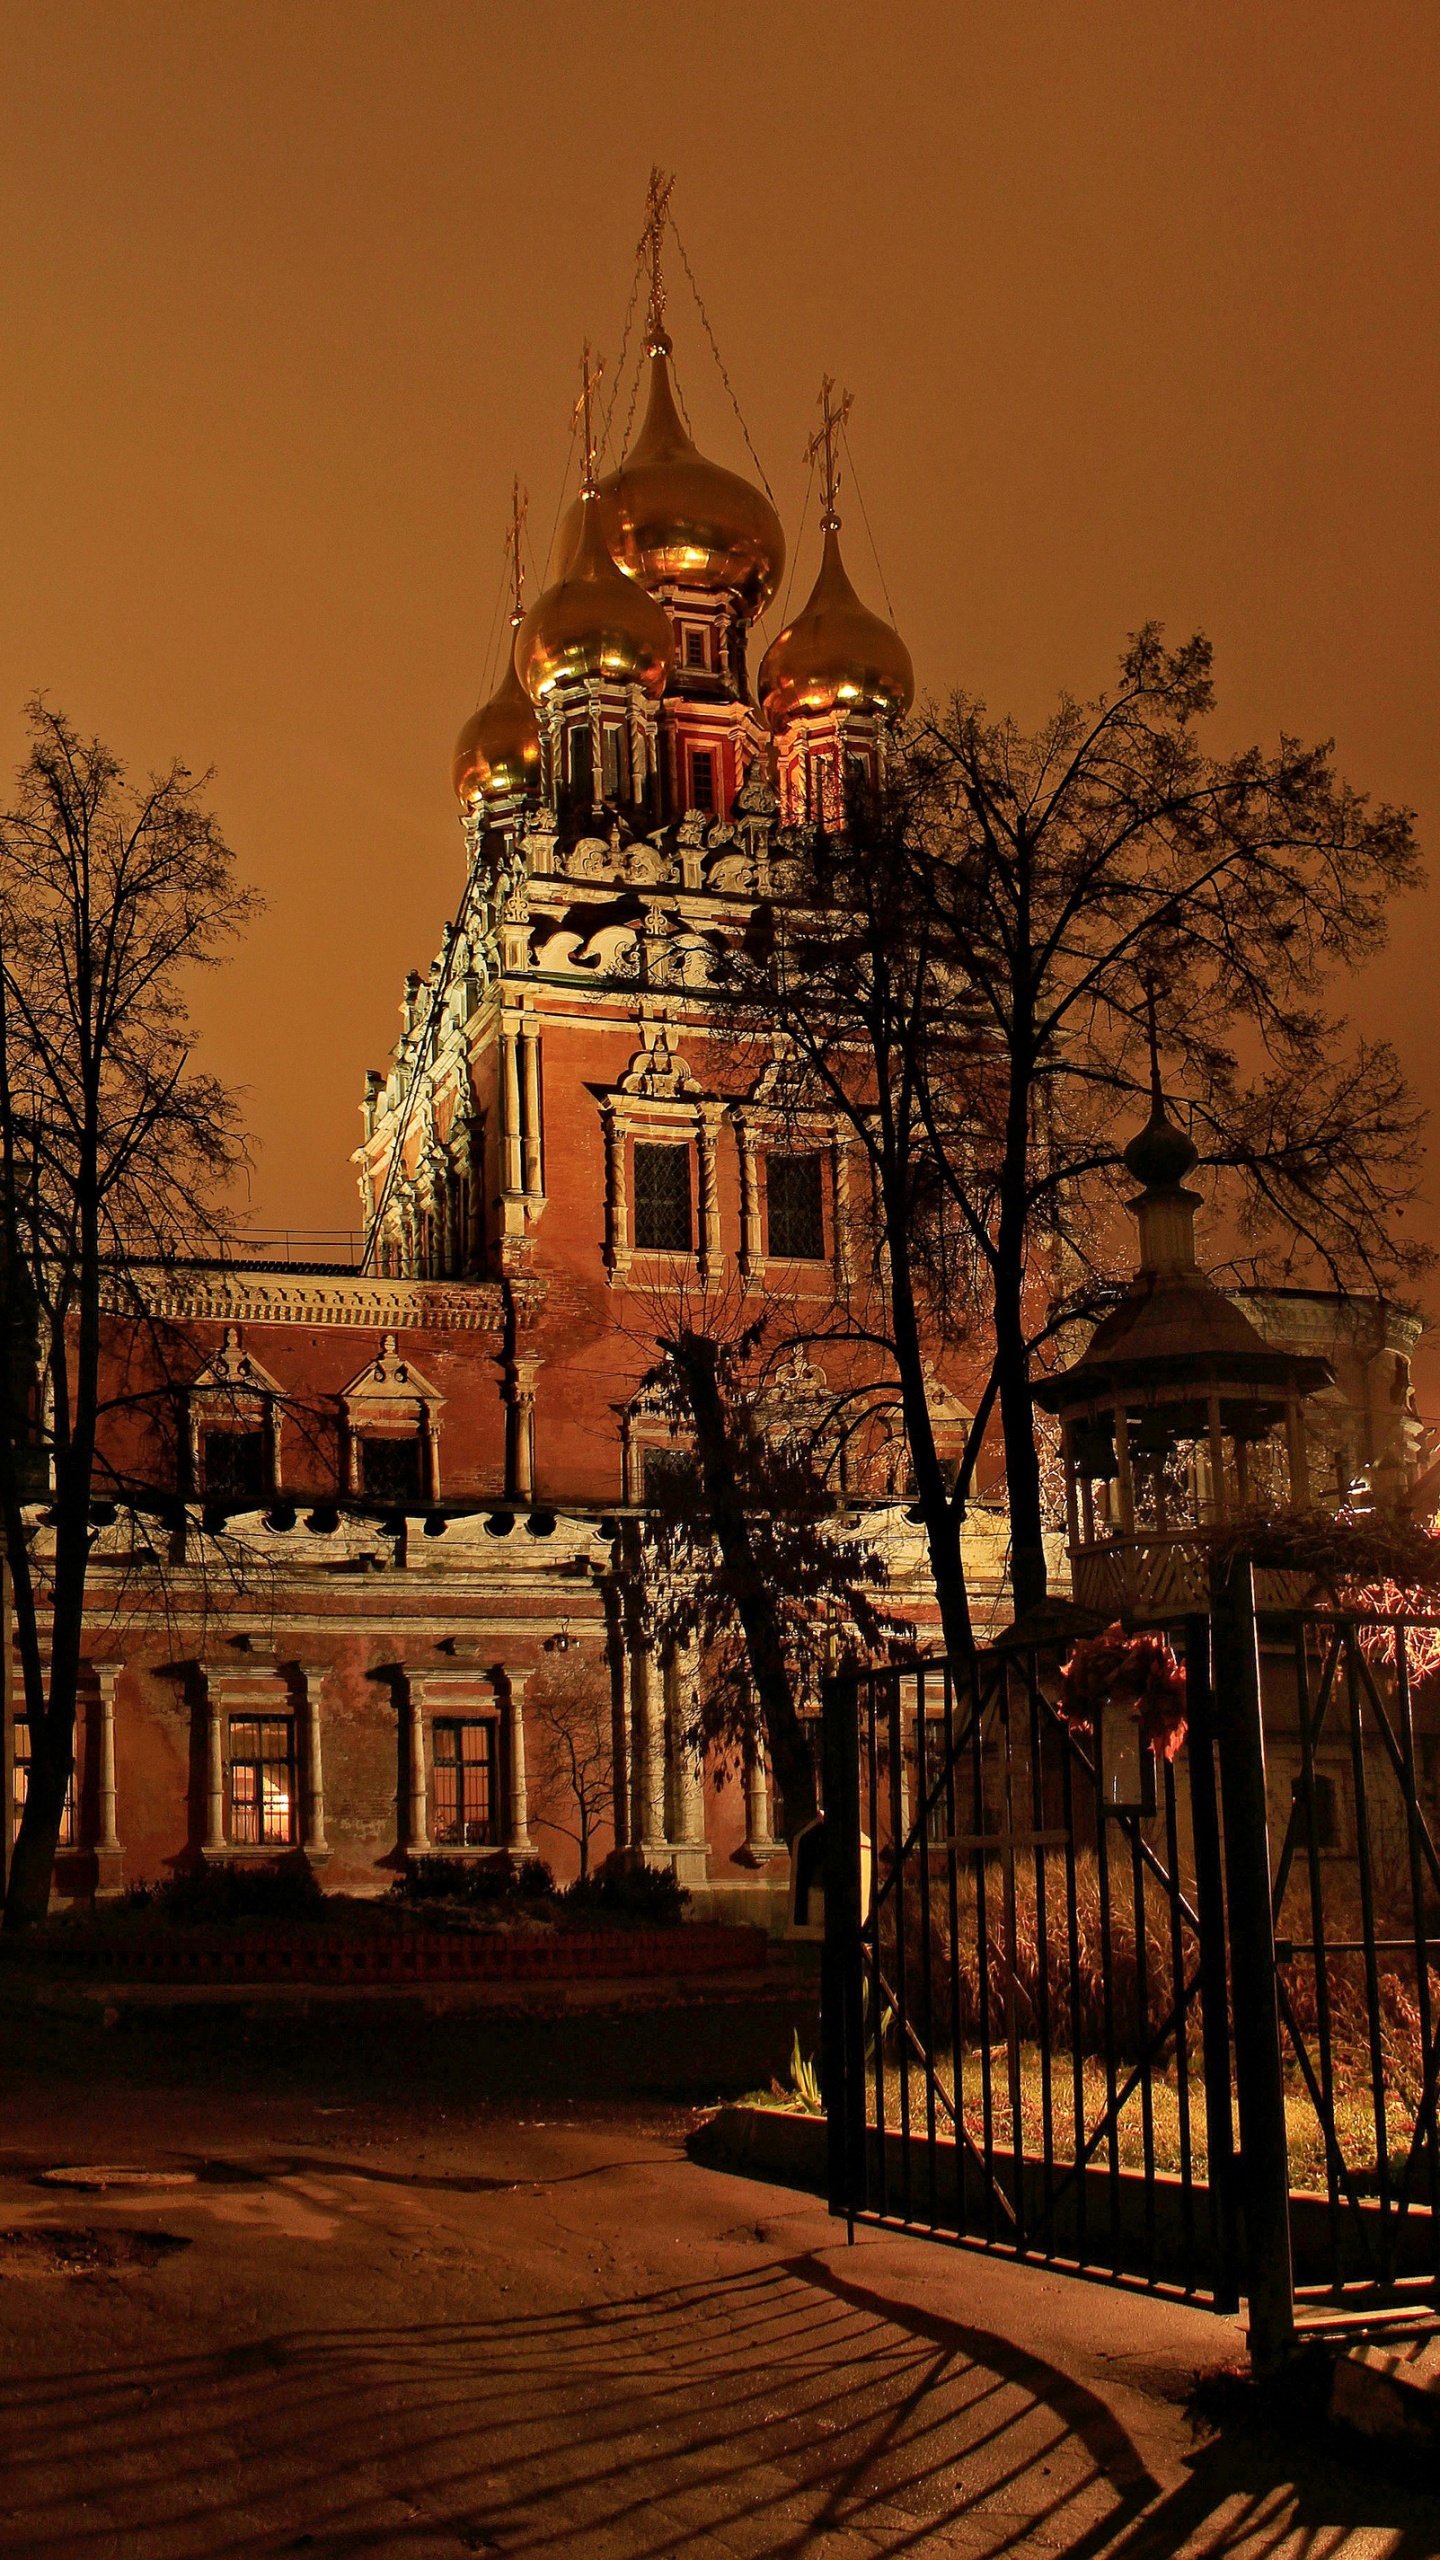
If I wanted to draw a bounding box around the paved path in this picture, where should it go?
[0,2086,1432,2558]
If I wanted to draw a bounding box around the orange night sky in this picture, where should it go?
[2,4,1436,1303]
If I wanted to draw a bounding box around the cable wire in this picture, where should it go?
[668,213,778,503]
[779,451,816,629]
[601,255,642,466]
[474,543,512,710]
[840,424,899,625]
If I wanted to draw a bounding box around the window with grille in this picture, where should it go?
[12,1718,76,1848]
[432,1720,497,1847]
[632,1143,692,1251]
[766,1153,825,1260]
[690,749,716,813]
[641,1443,698,1503]
[202,1427,266,1506]
[229,1717,296,1847]
[685,628,707,669]
[602,725,623,798]
[363,1436,423,1505]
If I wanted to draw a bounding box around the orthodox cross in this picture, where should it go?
[640,164,675,347]
[808,374,854,530]
[505,474,528,625]
[574,342,605,496]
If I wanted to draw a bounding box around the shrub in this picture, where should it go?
[390,1853,556,1909]
[145,1857,327,1927]
[558,1853,690,1929]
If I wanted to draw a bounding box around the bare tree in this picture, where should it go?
[0,701,258,1929]
[526,1651,615,1878]
[731,628,1426,1623]
[637,1296,907,1844]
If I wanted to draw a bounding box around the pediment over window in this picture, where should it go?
[189,1327,286,1404]
[615,1024,701,1101]
[341,1331,445,1427]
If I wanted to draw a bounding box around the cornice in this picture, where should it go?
[125,1270,545,1334]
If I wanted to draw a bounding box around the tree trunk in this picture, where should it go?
[881,1171,976,1661]
[994,1266,1048,1617]
[670,1332,818,1845]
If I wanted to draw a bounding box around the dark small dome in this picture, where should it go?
[1123,1102,1199,1191]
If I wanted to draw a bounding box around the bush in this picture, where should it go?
[135,1857,327,1927]
[390,1853,556,1910]
[558,1853,690,1930]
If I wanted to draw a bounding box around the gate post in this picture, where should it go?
[1210,1558,1296,2371]
[821,1669,866,2225]
[1182,1614,1240,2312]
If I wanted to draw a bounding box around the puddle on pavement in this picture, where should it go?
[0,2226,192,2278]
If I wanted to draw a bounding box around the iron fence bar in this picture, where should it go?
[1183,1615,1239,2313]
[888,1674,912,2225]
[1345,1635,1440,1901]
[1092,1691,1124,2264]
[1343,1627,1394,2285]
[972,1664,997,2243]
[821,1668,865,2229]
[1162,1750,1196,2293]
[1026,1651,1058,2246]
[1000,1664,1027,2252]
[1393,1629,1439,2285]
[1212,1556,1296,2372]
[865,1675,888,2224]
[915,1664,938,2226]
[1293,1618,1345,2290]
[944,1658,966,2236]
[1059,1707,1088,2268]
[1273,1970,1380,2275]
[869,1962,1019,2221]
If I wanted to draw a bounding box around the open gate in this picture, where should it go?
[821,1565,1440,2363]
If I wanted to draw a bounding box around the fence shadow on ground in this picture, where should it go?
[0,2253,1433,2557]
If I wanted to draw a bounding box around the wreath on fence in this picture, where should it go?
[1056,1625,1189,1762]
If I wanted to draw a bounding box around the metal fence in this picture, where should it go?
[821,1565,1440,2365]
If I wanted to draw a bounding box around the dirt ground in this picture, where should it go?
[0,1995,1436,2559]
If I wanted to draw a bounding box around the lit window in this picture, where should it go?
[633,1143,692,1252]
[690,749,716,814]
[602,725,623,798]
[432,1720,496,1847]
[685,629,707,669]
[12,1719,76,1848]
[766,1154,825,1261]
[202,1428,265,1506]
[363,1437,423,1505]
[229,1717,295,1847]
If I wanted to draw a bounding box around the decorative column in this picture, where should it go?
[406,1675,429,1853]
[665,1637,710,1887]
[520,1018,544,1199]
[265,1397,284,1499]
[296,1664,329,1857]
[631,1635,666,1856]
[697,1113,722,1283]
[424,1405,443,1503]
[505,1356,539,1503]
[742,1721,780,1865]
[506,1671,533,1855]
[602,1107,630,1280]
[831,1133,854,1287]
[93,1662,124,1896]
[736,1119,760,1282]
[501,1023,524,1199]
[201,1668,225,1854]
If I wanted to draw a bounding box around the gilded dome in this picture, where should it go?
[515,490,673,705]
[452,644,541,805]
[758,522,914,732]
[558,340,785,620]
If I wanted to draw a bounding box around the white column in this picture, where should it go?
[744,1727,778,1862]
[94,1665,122,1854]
[297,1664,328,1856]
[501,1024,524,1199]
[407,1677,429,1852]
[736,1121,760,1281]
[520,1020,544,1199]
[507,1672,533,1854]
[202,1671,225,1853]
[603,1109,630,1278]
[698,1114,722,1282]
[666,1637,710,1882]
[632,1638,666,1854]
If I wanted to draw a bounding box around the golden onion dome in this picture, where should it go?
[557,339,785,620]
[452,641,541,805]
[758,519,914,732]
[515,489,673,706]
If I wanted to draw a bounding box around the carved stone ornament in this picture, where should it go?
[190,1325,286,1400]
[705,851,754,895]
[622,843,673,886]
[676,810,707,850]
[564,837,614,881]
[616,1023,702,1100]
[736,759,780,819]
